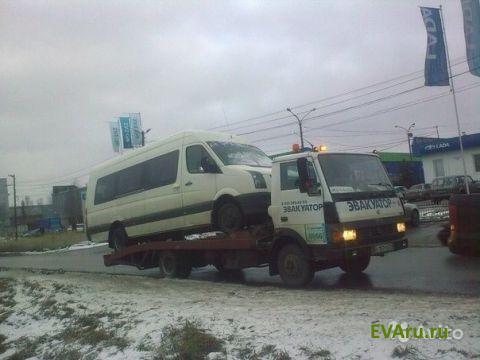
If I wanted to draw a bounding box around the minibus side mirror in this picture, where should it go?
[201,157,220,173]
[296,157,310,193]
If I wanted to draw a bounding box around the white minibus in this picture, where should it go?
[86,130,271,249]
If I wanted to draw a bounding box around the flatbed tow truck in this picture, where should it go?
[103,150,408,287]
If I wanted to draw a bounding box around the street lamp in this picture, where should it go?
[394,123,415,160]
[286,108,316,150]
[8,174,17,239]
[142,128,152,147]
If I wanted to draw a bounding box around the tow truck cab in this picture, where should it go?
[268,151,408,287]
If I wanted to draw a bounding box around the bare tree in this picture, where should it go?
[24,196,32,206]
[21,199,26,222]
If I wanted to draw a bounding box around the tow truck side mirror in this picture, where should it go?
[297,157,310,193]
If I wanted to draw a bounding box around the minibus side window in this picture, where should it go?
[94,173,116,205]
[144,150,179,189]
[116,163,144,196]
[186,145,215,174]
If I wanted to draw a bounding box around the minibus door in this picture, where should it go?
[182,144,218,228]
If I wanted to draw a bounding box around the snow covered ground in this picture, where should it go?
[1,241,108,256]
[0,269,479,359]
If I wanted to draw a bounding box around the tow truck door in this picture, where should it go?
[278,158,327,245]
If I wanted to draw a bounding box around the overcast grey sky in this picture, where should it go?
[1,0,479,202]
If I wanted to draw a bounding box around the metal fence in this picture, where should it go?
[417,204,449,223]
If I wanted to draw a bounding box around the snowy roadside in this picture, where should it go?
[0,241,108,256]
[0,269,479,360]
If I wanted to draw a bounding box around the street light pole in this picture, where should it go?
[8,174,17,240]
[286,108,316,150]
[395,123,415,160]
[141,128,151,147]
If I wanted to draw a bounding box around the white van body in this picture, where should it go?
[86,130,272,247]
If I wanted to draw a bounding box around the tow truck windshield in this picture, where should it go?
[318,153,395,200]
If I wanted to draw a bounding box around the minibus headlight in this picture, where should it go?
[343,229,357,241]
[397,222,406,233]
[248,171,267,189]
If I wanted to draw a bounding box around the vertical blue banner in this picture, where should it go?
[461,0,480,77]
[129,113,143,147]
[420,7,450,86]
[109,121,121,152]
[119,116,133,149]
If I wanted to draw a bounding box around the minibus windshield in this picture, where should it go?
[318,154,394,199]
[207,141,272,167]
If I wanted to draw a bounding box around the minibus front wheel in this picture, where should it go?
[216,202,244,233]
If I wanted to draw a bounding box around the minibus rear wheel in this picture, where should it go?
[216,202,243,233]
[111,226,128,251]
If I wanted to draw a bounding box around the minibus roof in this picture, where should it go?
[89,130,246,175]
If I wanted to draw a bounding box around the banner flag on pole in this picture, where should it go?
[119,116,133,149]
[461,0,480,77]
[129,113,143,147]
[420,7,450,86]
[109,121,121,153]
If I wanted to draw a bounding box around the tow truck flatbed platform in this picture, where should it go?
[103,228,273,270]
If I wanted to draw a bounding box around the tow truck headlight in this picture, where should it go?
[397,222,406,233]
[343,229,357,241]
[248,171,267,189]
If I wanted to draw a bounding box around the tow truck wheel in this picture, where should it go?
[216,202,243,233]
[410,209,420,227]
[277,243,314,288]
[111,226,128,251]
[159,251,192,279]
[339,255,370,274]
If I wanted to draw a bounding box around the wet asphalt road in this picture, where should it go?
[1,223,479,296]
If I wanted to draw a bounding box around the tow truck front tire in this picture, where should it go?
[339,255,370,274]
[159,251,192,279]
[277,243,314,288]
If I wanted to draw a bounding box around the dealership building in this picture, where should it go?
[412,133,480,183]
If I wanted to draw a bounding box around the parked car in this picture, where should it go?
[405,183,431,202]
[430,175,480,204]
[22,228,43,237]
[444,194,480,256]
[403,202,420,227]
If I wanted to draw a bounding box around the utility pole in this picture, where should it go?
[439,5,470,194]
[435,125,440,139]
[8,174,17,240]
[394,123,415,160]
[286,108,317,150]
